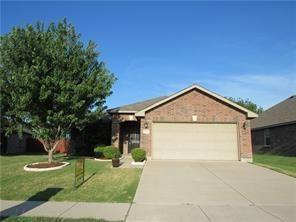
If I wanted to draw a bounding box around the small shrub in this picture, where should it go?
[131,148,146,162]
[94,146,106,153]
[94,146,107,158]
[103,147,121,159]
[94,145,120,159]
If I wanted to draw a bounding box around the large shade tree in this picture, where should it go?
[0,19,115,163]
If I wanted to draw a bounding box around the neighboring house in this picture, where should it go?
[0,130,70,154]
[108,84,258,162]
[251,95,296,156]
[1,114,111,155]
[0,130,33,154]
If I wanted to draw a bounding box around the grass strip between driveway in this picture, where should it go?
[253,154,296,178]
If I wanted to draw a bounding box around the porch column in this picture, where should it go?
[111,120,120,148]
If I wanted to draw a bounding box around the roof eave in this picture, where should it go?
[108,110,137,114]
[135,84,259,118]
[251,120,296,130]
[247,113,259,119]
[135,111,145,117]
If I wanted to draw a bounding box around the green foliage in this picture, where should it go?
[227,97,264,114]
[0,19,116,161]
[113,151,121,159]
[101,147,121,159]
[131,148,146,162]
[94,145,110,158]
[94,146,108,154]
[1,216,112,222]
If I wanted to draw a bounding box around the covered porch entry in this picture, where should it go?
[119,121,140,155]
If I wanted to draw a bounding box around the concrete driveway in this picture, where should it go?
[127,161,296,222]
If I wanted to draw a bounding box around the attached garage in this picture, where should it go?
[109,84,258,162]
[152,122,238,160]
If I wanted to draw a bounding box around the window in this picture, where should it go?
[264,129,271,146]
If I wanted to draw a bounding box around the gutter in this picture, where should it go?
[251,120,296,131]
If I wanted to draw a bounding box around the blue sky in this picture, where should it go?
[1,1,296,109]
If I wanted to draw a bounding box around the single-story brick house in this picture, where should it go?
[108,84,258,162]
[251,95,296,156]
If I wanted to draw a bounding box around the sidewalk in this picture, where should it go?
[0,200,130,221]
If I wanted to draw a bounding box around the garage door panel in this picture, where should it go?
[152,123,238,160]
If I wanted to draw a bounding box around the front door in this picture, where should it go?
[128,133,140,153]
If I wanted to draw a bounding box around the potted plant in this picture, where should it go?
[112,151,121,168]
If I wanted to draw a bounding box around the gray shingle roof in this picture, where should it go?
[108,96,168,113]
[251,95,296,129]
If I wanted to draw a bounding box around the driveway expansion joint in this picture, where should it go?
[57,202,78,219]
[254,205,285,222]
[203,165,255,205]
[198,206,212,222]
[124,202,133,222]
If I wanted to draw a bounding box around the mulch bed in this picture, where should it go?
[26,162,65,169]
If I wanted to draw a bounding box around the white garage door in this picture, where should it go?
[152,123,238,160]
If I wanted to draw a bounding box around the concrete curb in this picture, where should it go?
[23,162,70,172]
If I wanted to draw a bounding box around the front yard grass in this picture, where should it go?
[1,216,115,222]
[253,154,296,178]
[0,155,142,202]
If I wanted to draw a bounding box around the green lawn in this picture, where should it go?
[0,155,142,202]
[0,216,117,222]
[253,154,296,178]
[1,216,117,222]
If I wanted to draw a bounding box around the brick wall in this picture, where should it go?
[55,139,70,154]
[140,89,252,161]
[252,123,296,156]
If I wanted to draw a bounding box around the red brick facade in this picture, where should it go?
[111,88,253,161]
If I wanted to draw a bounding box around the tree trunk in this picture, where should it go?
[48,141,59,163]
[39,140,59,164]
[48,149,54,163]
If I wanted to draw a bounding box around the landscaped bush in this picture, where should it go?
[94,146,107,154]
[94,146,108,158]
[94,145,121,159]
[131,148,146,162]
[102,146,121,159]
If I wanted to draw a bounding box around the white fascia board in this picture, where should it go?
[135,84,258,118]
[108,111,137,114]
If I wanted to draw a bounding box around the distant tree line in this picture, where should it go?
[227,97,264,114]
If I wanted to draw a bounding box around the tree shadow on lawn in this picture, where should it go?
[0,152,47,157]
[0,187,63,219]
[65,155,95,161]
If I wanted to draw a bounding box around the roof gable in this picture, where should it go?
[135,84,258,118]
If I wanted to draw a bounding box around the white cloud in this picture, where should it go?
[162,73,296,110]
